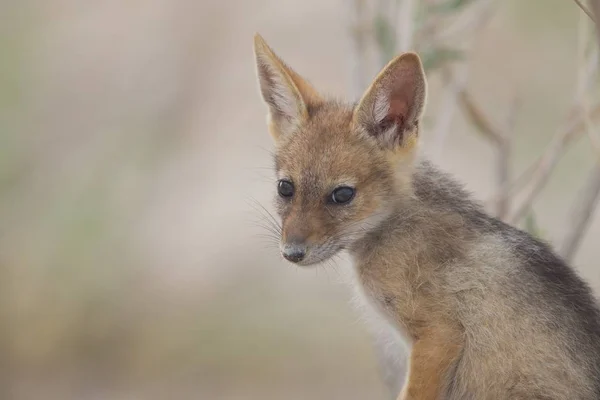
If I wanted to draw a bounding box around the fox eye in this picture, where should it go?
[330,186,355,204]
[277,180,294,198]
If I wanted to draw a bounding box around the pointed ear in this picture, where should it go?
[253,34,322,141]
[353,52,427,150]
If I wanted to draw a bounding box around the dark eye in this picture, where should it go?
[330,186,355,204]
[278,180,294,198]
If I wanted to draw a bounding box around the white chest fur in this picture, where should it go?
[350,271,410,394]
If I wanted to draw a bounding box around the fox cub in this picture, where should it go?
[252,33,600,400]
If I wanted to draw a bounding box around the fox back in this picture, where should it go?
[253,34,600,400]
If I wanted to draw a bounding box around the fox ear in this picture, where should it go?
[253,34,322,141]
[353,53,426,150]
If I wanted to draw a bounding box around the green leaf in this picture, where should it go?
[523,209,544,239]
[374,14,396,65]
[428,0,476,14]
[420,47,465,72]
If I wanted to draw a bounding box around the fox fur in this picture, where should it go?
[252,33,600,400]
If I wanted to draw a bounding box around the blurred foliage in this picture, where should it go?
[0,0,597,399]
[373,0,469,71]
[374,14,397,65]
[427,0,476,14]
[523,209,545,239]
[420,47,465,72]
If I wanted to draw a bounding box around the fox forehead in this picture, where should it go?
[273,102,390,185]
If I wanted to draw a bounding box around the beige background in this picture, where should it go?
[0,0,598,398]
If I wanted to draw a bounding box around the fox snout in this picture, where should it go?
[281,240,307,263]
[278,201,345,264]
[280,225,315,264]
[280,219,335,266]
[279,221,345,265]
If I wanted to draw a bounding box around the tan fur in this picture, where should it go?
[253,34,600,400]
[354,207,469,400]
[402,323,463,399]
[253,34,322,141]
[353,52,425,154]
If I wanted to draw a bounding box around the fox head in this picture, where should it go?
[253,34,427,266]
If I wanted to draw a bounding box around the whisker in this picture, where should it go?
[245,197,282,236]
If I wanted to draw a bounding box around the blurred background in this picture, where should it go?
[1,0,599,399]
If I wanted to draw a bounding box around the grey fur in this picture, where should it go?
[353,160,600,399]
[253,35,600,399]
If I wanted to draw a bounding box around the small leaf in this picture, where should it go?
[374,14,396,65]
[428,0,476,14]
[420,47,465,72]
[523,209,544,239]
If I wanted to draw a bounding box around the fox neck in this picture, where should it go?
[347,158,475,267]
[347,193,420,262]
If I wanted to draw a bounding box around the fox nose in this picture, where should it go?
[282,243,306,263]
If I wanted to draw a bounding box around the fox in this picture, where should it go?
[252,33,600,400]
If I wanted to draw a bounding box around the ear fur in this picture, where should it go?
[253,33,322,140]
[353,52,427,150]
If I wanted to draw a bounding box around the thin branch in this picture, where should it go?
[592,0,600,43]
[458,89,520,218]
[458,90,505,146]
[427,0,497,162]
[557,0,600,261]
[397,0,415,52]
[485,104,600,209]
[495,138,512,219]
[558,162,600,261]
[578,2,600,157]
[430,0,496,43]
[573,0,597,23]
[506,10,599,225]
[486,161,538,208]
[347,0,370,99]
[505,105,600,224]
[485,101,600,224]
[586,121,600,158]
[495,96,519,219]
[430,66,469,161]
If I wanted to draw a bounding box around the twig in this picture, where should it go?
[507,0,600,225]
[375,0,396,67]
[573,0,597,23]
[557,0,600,261]
[578,2,600,157]
[347,0,370,99]
[592,0,600,42]
[430,66,469,161]
[430,0,496,43]
[496,96,519,219]
[458,88,519,218]
[558,162,600,261]
[495,137,511,219]
[397,0,415,52]
[458,90,505,146]
[427,0,496,162]
[506,105,600,224]
[486,104,600,210]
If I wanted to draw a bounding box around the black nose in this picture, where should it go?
[282,245,306,263]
